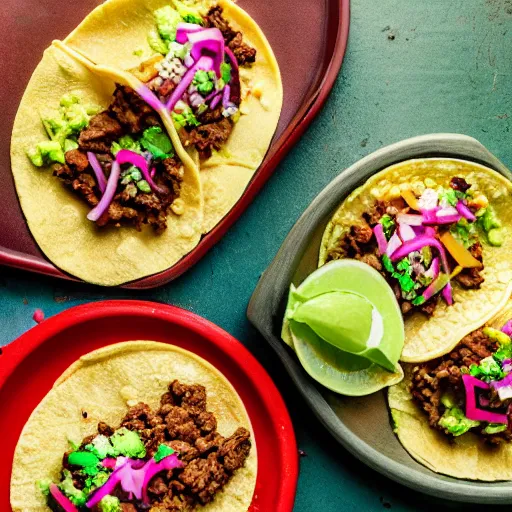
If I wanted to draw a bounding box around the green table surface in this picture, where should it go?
[2,0,512,510]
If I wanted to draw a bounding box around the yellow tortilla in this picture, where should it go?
[11,43,203,286]
[64,0,283,233]
[11,341,257,511]
[320,158,512,362]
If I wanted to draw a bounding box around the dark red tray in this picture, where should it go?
[0,300,298,511]
[0,0,350,288]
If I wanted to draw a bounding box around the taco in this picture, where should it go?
[388,301,512,480]
[320,158,512,362]
[62,0,283,233]
[10,341,257,511]
[11,42,203,286]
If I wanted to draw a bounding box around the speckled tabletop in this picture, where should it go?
[2,0,512,510]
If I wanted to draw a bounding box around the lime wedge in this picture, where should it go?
[283,259,405,395]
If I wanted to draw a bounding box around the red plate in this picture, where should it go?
[0,0,350,288]
[0,300,298,511]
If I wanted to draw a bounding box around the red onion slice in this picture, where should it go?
[49,484,78,512]
[176,22,203,44]
[373,223,387,255]
[463,374,508,423]
[456,200,476,221]
[87,161,121,222]
[116,149,167,195]
[87,152,107,193]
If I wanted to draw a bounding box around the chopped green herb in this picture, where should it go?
[172,108,200,130]
[140,126,174,159]
[98,495,121,512]
[37,479,52,497]
[193,70,215,95]
[379,214,395,239]
[469,356,505,382]
[110,428,146,458]
[59,470,87,506]
[84,471,110,495]
[381,254,394,274]
[137,180,152,193]
[484,423,508,434]
[147,28,169,54]
[154,443,175,462]
[173,0,204,25]
[412,295,426,306]
[439,187,458,207]
[438,406,480,436]
[111,135,142,156]
[220,62,232,84]
[85,435,116,459]
[154,5,182,42]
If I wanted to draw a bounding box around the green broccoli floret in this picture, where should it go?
[85,435,116,459]
[84,471,110,494]
[99,495,122,512]
[110,428,146,458]
[172,0,204,25]
[438,407,480,437]
[27,141,65,167]
[379,214,395,239]
[59,470,87,507]
[154,5,182,42]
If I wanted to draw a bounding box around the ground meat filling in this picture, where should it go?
[325,179,486,318]
[63,381,251,511]
[410,329,512,444]
[53,85,183,233]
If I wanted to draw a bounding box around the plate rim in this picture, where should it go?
[247,133,512,504]
[1,299,299,511]
[0,0,351,289]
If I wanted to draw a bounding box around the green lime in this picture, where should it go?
[283,259,405,395]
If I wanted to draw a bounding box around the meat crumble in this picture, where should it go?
[53,86,183,234]
[61,381,251,511]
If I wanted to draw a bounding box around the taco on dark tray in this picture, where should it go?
[10,342,256,511]
[320,158,512,362]
[62,0,282,234]
[389,301,512,480]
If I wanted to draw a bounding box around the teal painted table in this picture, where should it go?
[2,0,512,510]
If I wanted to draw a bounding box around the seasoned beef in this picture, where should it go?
[67,380,251,511]
[197,106,224,125]
[218,427,251,473]
[410,329,512,444]
[65,149,89,172]
[110,85,160,133]
[455,242,484,289]
[228,32,257,66]
[205,6,257,66]
[362,201,387,226]
[181,118,233,159]
[178,452,229,505]
[78,112,123,153]
[159,78,177,98]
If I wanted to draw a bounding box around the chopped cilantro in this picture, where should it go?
[140,126,174,159]
[412,295,426,306]
[154,444,175,462]
[381,254,394,273]
[439,187,458,207]
[220,62,232,84]
[469,356,505,382]
[379,214,395,239]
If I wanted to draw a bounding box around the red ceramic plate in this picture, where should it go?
[0,0,350,288]
[0,300,298,511]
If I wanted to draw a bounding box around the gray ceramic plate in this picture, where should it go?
[247,134,512,504]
